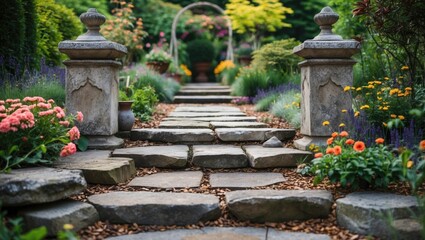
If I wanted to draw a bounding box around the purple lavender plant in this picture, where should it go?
[252,83,300,104]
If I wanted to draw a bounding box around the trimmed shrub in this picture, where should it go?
[186,39,216,64]
[0,0,25,64]
[55,0,109,16]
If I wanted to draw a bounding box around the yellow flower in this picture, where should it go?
[391,114,397,118]
[341,109,347,113]
[360,105,370,110]
[367,84,374,89]
[339,123,346,127]
[378,106,383,110]
[377,97,383,101]
[398,115,405,120]
[389,88,399,95]
[63,224,74,230]
[343,86,351,92]
[407,160,414,168]
[398,93,405,97]
[383,106,389,111]
[356,87,362,91]
[368,81,374,85]
[401,65,409,71]
[383,122,387,127]
[322,121,330,126]
[374,81,382,85]
[384,77,389,80]
[405,87,412,91]
[354,111,360,117]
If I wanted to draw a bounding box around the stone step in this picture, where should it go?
[112,145,188,168]
[128,171,203,189]
[168,111,245,118]
[216,128,296,142]
[174,106,241,112]
[210,121,268,129]
[209,172,285,189]
[163,116,257,122]
[0,167,86,207]
[243,145,312,168]
[88,191,220,225]
[54,150,136,184]
[336,192,420,239]
[192,145,249,168]
[19,200,98,236]
[107,227,331,240]
[159,121,211,129]
[226,190,333,223]
[182,84,230,90]
[173,95,234,104]
[130,129,215,143]
[178,89,232,96]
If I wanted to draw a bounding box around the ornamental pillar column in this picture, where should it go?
[59,8,127,149]
[293,7,361,150]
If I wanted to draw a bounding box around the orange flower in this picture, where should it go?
[333,146,342,156]
[331,132,338,138]
[339,131,349,137]
[353,141,366,152]
[345,139,355,145]
[420,140,425,151]
[326,148,335,154]
[375,138,385,144]
[327,137,334,145]
[314,152,323,158]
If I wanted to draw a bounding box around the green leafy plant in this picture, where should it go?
[270,90,301,128]
[0,97,83,172]
[133,70,180,103]
[254,93,280,112]
[145,48,173,64]
[186,39,215,64]
[132,86,159,121]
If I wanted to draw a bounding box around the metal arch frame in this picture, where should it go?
[169,1,234,66]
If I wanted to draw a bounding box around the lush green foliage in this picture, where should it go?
[55,0,109,16]
[0,0,25,65]
[132,86,159,121]
[0,207,47,240]
[186,39,216,64]
[133,70,180,103]
[0,81,65,106]
[220,65,240,86]
[22,0,38,68]
[225,0,293,49]
[145,48,173,64]
[254,93,280,112]
[270,90,301,128]
[251,38,301,74]
[0,97,83,172]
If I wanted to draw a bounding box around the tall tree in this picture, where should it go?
[0,0,25,65]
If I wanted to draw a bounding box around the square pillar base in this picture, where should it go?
[294,136,328,151]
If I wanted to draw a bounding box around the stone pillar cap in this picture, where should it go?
[58,8,127,60]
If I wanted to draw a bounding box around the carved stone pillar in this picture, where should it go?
[293,7,361,150]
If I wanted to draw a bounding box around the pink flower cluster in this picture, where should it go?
[60,142,77,157]
[67,126,80,141]
[0,104,35,133]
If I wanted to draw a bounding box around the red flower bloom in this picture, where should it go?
[353,141,366,152]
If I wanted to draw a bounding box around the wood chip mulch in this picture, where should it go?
[73,103,423,240]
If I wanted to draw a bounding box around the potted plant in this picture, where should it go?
[236,44,253,66]
[186,39,215,82]
[118,88,135,131]
[145,48,173,74]
[166,63,184,83]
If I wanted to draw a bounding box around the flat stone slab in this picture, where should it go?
[88,191,220,225]
[107,227,331,240]
[210,121,268,129]
[20,200,98,236]
[128,171,203,188]
[192,145,248,168]
[226,190,333,223]
[54,150,135,184]
[174,96,234,104]
[163,116,257,122]
[174,106,241,112]
[159,121,210,129]
[168,112,245,118]
[336,192,419,238]
[112,145,188,168]
[210,172,285,189]
[216,128,296,142]
[0,167,86,207]
[178,89,232,96]
[243,145,312,168]
[131,129,215,143]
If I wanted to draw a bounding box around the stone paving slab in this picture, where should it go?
[178,89,232,96]
[243,145,312,168]
[159,121,211,129]
[174,96,234,104]
[19,200,98,236]
[128,171,203,188]
[168,112,245,118]
[163,116,257,122]
[209,172,285,189]
[88,191,220,225]
[107,227,331,240]
[54,151,136,184]
[174,106,241,112]
[0,167,86,207]
[226,190,333,223]
[182,85,230,90]
[336,192,419,238]
[112,145,188,168]
[216,128,296,142]
[130,129,215,143]
[209,121,268,129]
[192,145,248,168]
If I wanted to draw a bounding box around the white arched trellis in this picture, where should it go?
[169,2,234,66]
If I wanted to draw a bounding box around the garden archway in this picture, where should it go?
[169,2,234,66]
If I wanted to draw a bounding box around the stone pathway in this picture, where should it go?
[173,83,235,103]
[1,84,422,239]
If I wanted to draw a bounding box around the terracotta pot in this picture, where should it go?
[118,101,135,131]
[238,56,252,66]
[146,61,170,74]
[193,62,211,82]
